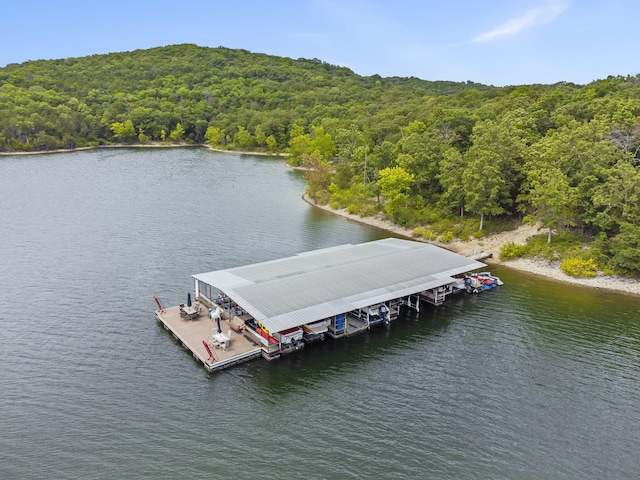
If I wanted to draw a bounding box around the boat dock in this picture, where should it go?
[155,303,262,371]
[155,238,498,372]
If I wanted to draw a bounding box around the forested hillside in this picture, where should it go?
[0,43,488,150]
[1,44,639,276]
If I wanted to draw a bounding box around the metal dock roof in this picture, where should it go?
[193,238,485,333]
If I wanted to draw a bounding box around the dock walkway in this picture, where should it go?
[155,305,261,372]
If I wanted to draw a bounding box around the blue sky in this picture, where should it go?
[1,0,637,86]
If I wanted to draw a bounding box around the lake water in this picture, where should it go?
[1,148,639,479]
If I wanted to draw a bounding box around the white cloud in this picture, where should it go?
[474,0,569,43]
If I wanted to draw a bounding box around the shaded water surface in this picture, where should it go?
[1,148,639,479]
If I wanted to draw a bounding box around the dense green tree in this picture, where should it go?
[368,141,396,172]
[254,125,266,147]
[462,150,506,231]
[287,126,312,165]
[608,223,640,275]
[395,128,448,202]
[205,126,224,146]
[110,120,136,143]
[592,157,640,230]
[303,152,332,203]
[233,125,254,149]
[525,164,577,242]
[524,118,621,230]
[194,120,209,143]
[333,159,353,190]
[461,119,525,229]
[378,166,414,221]
[2,44,640,273]
[265,135,277,151]
[401,120,427,136]
[378,166,414,199]
[287,125,335,164]
[437,147,466,216]
[170,122,185,142]
[33,131,59,150]
[333,124,364,162]
[309,126,336,161]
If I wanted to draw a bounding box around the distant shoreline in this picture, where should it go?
[302,194,640,297]
[0,146,96,156]
[0,143,287,157]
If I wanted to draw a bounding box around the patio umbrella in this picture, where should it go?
[207,306,223,334]
[187,292,192,307]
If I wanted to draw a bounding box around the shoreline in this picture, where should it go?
[4,145,637,296]
[302,194,640,297]
[0,143,287,158]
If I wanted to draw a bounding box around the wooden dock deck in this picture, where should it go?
[155,305,262,372]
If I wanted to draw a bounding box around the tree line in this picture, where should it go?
[0,44,487,151]
[1,44,638,275]
[294,80,640,277]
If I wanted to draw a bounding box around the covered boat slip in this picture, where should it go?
[193,238,485,340]
[157,239,486,370]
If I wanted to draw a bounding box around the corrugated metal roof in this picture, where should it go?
[193,238,485,333]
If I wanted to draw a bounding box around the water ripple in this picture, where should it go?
[1,150,639,479]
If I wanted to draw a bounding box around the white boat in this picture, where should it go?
[302,319,330,342]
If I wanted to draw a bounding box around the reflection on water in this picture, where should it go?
[0,148,639,479]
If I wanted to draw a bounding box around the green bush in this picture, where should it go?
[499,242,526,259]
[599,264,617,276]
[412,226,424,238]
[560,257,597,277]
[357,203,381,217]
[416,206,442,225]
[439,231,454,243]
[520,232,583,261]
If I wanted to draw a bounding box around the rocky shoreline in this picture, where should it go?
[302,194,640,297]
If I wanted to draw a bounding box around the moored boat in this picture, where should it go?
[464,272,503,293]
